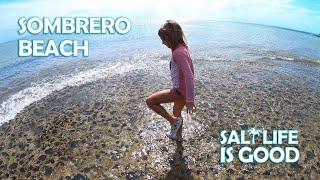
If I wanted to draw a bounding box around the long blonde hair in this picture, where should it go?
[158,20,188,50]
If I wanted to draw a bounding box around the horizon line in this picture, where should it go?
[183,19,319,36]
[0,19,319,44]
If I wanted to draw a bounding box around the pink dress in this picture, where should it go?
[170,43,195,103]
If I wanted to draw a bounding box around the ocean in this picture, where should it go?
[0,21,319,124]
[0,21,320,178]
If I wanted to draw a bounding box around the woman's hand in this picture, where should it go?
[186,102,196,114]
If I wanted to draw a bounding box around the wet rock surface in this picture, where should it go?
[0,56,319,179]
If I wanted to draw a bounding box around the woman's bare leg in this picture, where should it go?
[173,98,186,139]
[146,89,184,124]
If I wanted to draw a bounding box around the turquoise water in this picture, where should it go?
[0,21,319,124]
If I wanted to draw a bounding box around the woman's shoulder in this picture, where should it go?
[173,43,189,57]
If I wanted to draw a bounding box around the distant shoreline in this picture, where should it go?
[185,20,320,37]
[1,20,319,44]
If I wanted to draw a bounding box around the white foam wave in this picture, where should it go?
[0,62,138,125]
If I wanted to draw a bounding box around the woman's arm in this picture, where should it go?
[173,50,195,103]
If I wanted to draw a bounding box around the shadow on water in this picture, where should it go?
[162,141,194,180]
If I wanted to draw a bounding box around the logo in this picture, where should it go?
[220,128,300,163]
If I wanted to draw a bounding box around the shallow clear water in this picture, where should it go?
[0,21,319,179]
[0,21,319,124]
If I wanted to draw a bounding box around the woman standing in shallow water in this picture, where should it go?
[146,20,196,142]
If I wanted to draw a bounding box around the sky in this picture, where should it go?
[0,0,319,43]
